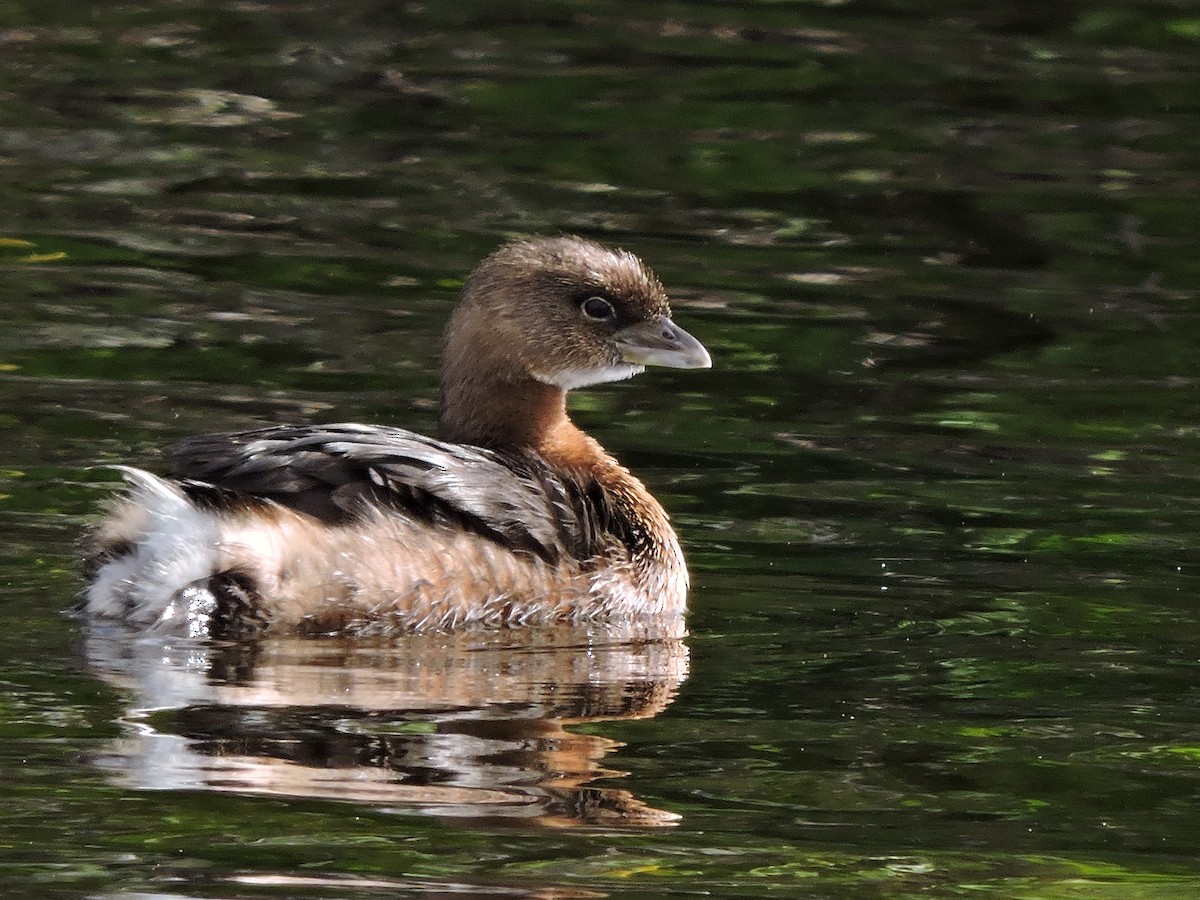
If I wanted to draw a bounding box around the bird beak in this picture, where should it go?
[614,316,712,369]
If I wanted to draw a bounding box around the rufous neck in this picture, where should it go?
[438,371,606,468]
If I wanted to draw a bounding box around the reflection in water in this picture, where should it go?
[85,620,688,828]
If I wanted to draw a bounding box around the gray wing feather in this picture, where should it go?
[171,424,599,563]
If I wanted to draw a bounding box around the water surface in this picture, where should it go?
[4,2,1200,897]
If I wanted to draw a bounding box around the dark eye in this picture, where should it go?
[581,296,615,321]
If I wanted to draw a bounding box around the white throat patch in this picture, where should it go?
[532,362,645,391]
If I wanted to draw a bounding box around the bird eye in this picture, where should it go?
[581,296,615,321]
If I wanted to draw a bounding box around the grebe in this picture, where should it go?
[83,237,710,636]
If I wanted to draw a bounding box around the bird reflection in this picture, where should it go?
[85,620,689,828]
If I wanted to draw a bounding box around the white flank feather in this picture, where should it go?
[86,467,224,629]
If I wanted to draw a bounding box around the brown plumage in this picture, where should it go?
[83,236,711,636]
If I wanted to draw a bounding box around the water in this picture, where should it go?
[4,1,1200,896]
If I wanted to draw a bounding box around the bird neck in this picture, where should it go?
[438,367,606,469]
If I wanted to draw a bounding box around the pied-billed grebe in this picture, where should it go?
[83,236,711,636]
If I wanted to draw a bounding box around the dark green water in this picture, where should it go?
[4,1,1200,896]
